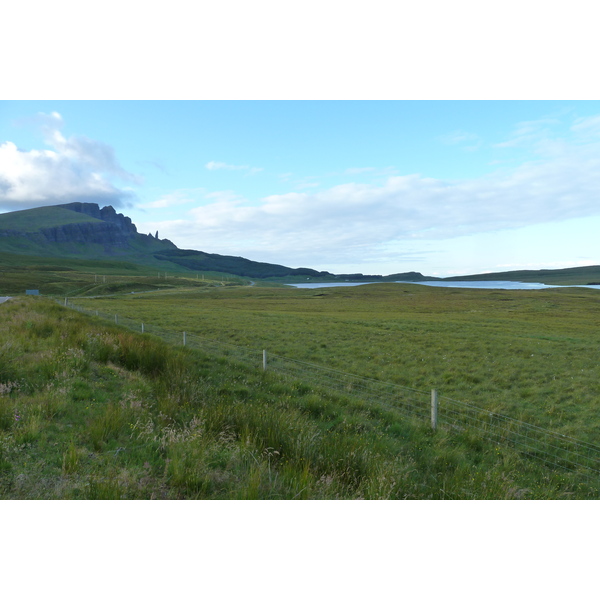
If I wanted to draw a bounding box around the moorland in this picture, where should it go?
[2,263,600,499]
[2,202,600,499]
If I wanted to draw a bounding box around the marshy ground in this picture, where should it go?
[2,281,600,499]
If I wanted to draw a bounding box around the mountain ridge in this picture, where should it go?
[2,202,599,284]
[0,203,353,279]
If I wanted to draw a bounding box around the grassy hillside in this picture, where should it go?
[0,268,243,297]
[0,204,180,270]
[0,205,101,232]
[154,248,332,279]
[445,265,600,285]
[0,204,333,279]
[1,296,594,499]
[4,203,599,284]
[0,251,252,297]
[0,251,172,273]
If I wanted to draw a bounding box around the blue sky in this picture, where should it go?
[2,100,600,276]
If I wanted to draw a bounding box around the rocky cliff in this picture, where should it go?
[36,203,139,248]
[0,202,176,255]
[61,202,138,236]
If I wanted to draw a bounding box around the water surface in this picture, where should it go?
[288,281,600,290]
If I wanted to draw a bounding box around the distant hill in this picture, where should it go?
[3,202,595,285]
[0,203,334,279]
[0,202,175,257]
[444,265,600,286]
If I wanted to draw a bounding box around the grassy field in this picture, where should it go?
[73,283,600,443]
[1,296,596,499]
[0,206,100,233]
[4,267,600,498]
[0,256,247,296]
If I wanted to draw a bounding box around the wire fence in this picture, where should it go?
[61,298,600,479]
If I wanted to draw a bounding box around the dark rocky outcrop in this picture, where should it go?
[153,248,333,279]
[38,220,133,248]
[61,202,138,236]
[0,202,431,280]
[0,202,176,255]
[36,202,140,249]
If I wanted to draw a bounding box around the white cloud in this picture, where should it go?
[205,161,262,175]
[571,115,600,138]
[493,118,561,149]
[140,134,600,269]
[439,130,480,146]
[0,112,139,211]
[31,112,141,184]
[294,182,321,190]
[143,189,202,209]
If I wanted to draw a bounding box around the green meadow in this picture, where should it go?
[0,255,245,296]
[0,294,597,499]
[75,282,600,442]
[3,268,600,498]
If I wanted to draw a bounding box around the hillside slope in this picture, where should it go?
[0,203,334,279]
[0,203,176,262]
[445,265,600,285]
[4,202,596,284]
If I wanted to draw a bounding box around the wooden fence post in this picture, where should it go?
[183,331,186,346]
[431,389,438,430]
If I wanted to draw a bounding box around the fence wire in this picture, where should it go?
[439,396,600,475]
[62,299,600,479]
[267,353,431,422]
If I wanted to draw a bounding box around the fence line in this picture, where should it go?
[61,299,600,479]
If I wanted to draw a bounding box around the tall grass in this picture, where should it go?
[74,283,600,442]
[1,296,598,499]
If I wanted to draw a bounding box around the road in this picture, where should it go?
[0,297,11,304]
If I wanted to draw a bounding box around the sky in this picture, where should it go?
[2,100,600,277]
[2,1,599,278]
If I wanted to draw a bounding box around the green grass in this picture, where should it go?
[0,258,247,296]
[1,296,596,499]
[0,205,182,269]
[445,264,600,285]
[73,283,600,444]
[0,206,101,233]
